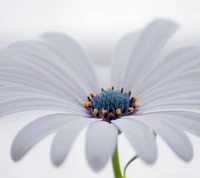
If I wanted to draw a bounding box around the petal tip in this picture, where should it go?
[182,151,193,162]
[10,148,22,162]
[141,153,157,165]
[51,152,65,167]
[51,159,63,167]
[87,157,106,172]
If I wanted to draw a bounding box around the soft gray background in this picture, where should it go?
[0,0,200,178]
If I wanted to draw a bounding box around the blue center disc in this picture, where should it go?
[84,87,137,122]
[93,90,129,112]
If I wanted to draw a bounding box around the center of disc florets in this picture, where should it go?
[84,87,138,122]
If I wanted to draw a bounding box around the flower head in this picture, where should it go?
[84,87,138,121]
[1,18,200,172]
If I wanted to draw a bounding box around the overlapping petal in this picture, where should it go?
[128,114,193,161]
[113,18,179,91]
[11,114,87,161]
[112,118,157,163]
[110,31,140,89]
[111,18,200,165]
[0,33,100,109]
[86,121,118,171]
[3,18,200,172]
[51,119,95,166]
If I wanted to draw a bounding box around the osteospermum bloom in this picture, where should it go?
[1,18,200,172]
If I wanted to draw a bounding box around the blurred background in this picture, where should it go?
[1,0,200,64]
[0,0,200,178]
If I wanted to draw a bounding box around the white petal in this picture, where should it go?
[86,121,118,171]
[151,111,200,137]
[0,96,86,117]
[112,118,157,164]
[0,85,61,98]
[139,83,200,107]
[111,31,140,89]
[139,69,200,100]
[0,67,74,102]
[133,115,193,161]
[51,119,95,166]
[121,18,179,91]
[41,33,100,94]
[0,53,82,104]
[11,114,85,161]
[5,43,86,103]
[138,99,200,114]
[137,47,200,98]
[95,65,111,89]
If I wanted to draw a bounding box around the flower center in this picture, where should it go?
[84,87,138,122]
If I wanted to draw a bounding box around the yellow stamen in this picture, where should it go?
[116,109,121,115]
[129,107,134,113]
[89,92,94,97]
[107,88,111,91]
[134,96,138,102]
[93,108,98,115]
[125,91,129,95]
[109,113,114,117]
[102,109,107,115]
[84,101,91,107]
[134,103,138,108]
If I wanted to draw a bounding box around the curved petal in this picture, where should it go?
[0,52,81,103]
[139,83,200,107]
[138,98,200,114]
[121,18,179,91]
[135,111,200,137]
[1,32,100,105]
[0,68,73,101]
[138,69,200,107]
[40,33,100,94]
[133,114,193,161]
[0,85,53,96]
[112,118,157,164]
[110,31,140,89]
[95,65,111,89]
[137,47,200,98]
[11,114,86,161]
[51,119,95,166]
[5,42,87,103]
[86,121,118,171]
[0,96,86,117]
[154,112,200,137]
[0,85,64,99]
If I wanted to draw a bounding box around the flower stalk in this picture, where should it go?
[112,142,123,178]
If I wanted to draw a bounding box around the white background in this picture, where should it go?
[0,0,200,178]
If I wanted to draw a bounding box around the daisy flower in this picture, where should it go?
[0,18,200,177]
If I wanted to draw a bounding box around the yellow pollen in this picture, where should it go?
[109,113,114,117]
[134,96,138,102]
[102,109,107,115]
[129,107,134,113]
[107,88,111,91]
[134,103,138,108]
[84,101,91,107]
[93,108,98,115]
[116,109,121,115]
[125,91,129,95]
[89,92,94,97]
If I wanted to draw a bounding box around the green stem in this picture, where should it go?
[123,155,138,177]
[112,143,123,178]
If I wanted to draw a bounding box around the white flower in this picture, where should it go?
[1,18,200,172]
